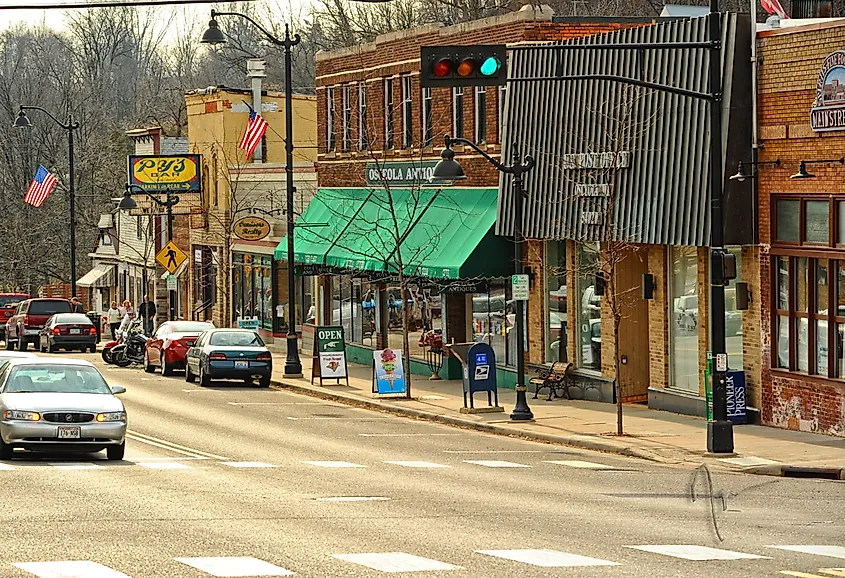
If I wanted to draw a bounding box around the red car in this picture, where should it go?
[0,294,28,342]
[144,320,215,376]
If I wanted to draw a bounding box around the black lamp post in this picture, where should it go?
[431,135,534,421]
[729,159,781,182]
[202,9,303,377]
[118,184,180,321]
[14,106,80,298]
[790,157,845,179]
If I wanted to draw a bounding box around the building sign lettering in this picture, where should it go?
[233,216,271,241]
[575,184,611,197]
[128,154,201,192]
[581,211,603,225]
[811,51,845,132]
[562,151,630,170]
[365,161,438,186]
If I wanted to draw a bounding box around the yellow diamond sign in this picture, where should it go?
[156,241,187,274]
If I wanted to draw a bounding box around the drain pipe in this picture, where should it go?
[750,1,760,242]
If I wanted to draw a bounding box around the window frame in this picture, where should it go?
[497,85,506,144]
[421,87,433,148]
[401,75,413,149]
[474,86,487,144]
[341,84,352,152]
[452,86,464,139]
[384,78,394,150]
[326,86,336,152]
[358,82,368,151]
[771,194,837,247]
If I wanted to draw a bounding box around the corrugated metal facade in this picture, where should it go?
[497,14,752,246]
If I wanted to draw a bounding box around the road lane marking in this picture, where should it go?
[220,462,278,468]
[48,462,104,470]
[0,463,14,470]
[544,460,618,469]
[820,570,845,577]
[464,460,531,468]
[721,456,781,466]
[317,496,391,502]
[126,457,208,461]
[228,401,324,405]
[628,545,770,560]
[127,430,228,460]
[361,433,459,437]
[175,557,294,576]
[13,560,132,578]
[771,547,845,560]
[780,572,828,577]
[306,461,367,468]
[332,552,459,572]
[385,461,451,468]
[444,450,544,453]
[475,549,619,567]
[138,462,193,470]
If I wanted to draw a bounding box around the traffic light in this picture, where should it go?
[420,45,508,88]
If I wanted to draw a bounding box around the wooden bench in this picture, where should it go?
[529,361,573,401]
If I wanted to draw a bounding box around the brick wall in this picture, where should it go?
[648,245,669,389]
[757,20,845,436]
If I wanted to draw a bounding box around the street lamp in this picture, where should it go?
[14,105,80,298]
[790,157,845,179]
[118,184,180,321]
[729,159,781,182]
[201,9,303,377]
[431,135,534,422]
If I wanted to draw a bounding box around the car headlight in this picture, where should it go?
[96,411,126,422]
[4,410,40,421]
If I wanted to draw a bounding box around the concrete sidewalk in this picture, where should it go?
[268,351,845,479]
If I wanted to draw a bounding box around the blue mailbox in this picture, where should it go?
[448,342,499,410]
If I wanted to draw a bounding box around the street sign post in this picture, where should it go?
[165,274,177,291]
[156,241,187,275]
[512,274,529,300]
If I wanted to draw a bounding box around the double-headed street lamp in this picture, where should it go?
[431,136,535,422]
[201,9,303,377]
[14,106,80,298]
[118,184,180,321]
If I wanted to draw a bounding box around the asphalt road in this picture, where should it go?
[0,350,843,578]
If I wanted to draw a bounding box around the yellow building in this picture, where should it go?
[184,84,317,336]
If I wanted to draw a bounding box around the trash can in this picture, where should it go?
[86,311,102,343]
[447,342,499,410]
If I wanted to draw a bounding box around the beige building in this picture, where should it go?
[184,83,317,337]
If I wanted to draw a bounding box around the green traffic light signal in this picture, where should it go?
[480,56,500,77]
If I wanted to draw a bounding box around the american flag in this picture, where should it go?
[239,105,269,159]
[23,165,57,208]
[761,0,788,18]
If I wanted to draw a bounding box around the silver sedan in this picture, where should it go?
[0,358,127,460]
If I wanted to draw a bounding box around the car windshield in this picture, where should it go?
[53,314,92,324]
[209,332,264,347]
[0,296,25,308]
[29,301,72,315]
[169,322,215,333]
[4,365,112,394]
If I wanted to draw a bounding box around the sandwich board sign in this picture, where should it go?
[311,325,349,386]
[372,348,407,396]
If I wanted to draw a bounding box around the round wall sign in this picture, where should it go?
[233,216,271,241]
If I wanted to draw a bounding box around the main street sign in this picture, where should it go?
[156,241,188,274]
[128,155,201,192]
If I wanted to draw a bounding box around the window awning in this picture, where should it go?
[275,187,512,280]
[77,264,114,288]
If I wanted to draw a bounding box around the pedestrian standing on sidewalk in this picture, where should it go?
[139,295,156,336]
[107,301,121,340]
[70,297,84,314]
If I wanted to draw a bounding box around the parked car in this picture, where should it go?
[144,320,215,376]
[0,358,127,460]
[0,294,28,342]
[38,313,97,353]
[6,298,73,352]
[185,329,272,387]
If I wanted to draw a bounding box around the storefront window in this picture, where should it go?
[576,243,601,372]
[669,246,699,392]
[545,241,567,363]
[725,248,743,369]
[232,253,272,329]
[472,282,511,367]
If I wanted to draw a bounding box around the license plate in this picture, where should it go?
[235,360,248,368]
[58,426,80,439]
[69,328,80,334]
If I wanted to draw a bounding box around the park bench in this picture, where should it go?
[529,361,573,401]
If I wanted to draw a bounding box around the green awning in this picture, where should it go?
[275,187,512,280]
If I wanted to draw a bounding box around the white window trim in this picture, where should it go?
[384,78,394,149]
[452,86,464,139]
[402,75,413,149]
[326,86,335,151]
[475,86,487,144]
[422,87,432,147]
[358,82,367,150]
[342,85,351,151]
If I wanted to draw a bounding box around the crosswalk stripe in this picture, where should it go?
[820,569,845,577]
[220,462,278,468]
[627,545,770,560]
[175,556,294,576]
[770,547,845,560]
[0,463,14,471]
[463,460,530,468]
[332,552,458,572]
[544,460,617,469]
[138,462,192,470]
[780,572,828,577]
[476,549,619,567]
[306,461,366,468]
[48,463,104,470]
[13,560,131,578]
[384,461,451,468]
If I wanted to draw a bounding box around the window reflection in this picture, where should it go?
[670,246,699,392]
[577,243,601,372]
[546,241,567,363]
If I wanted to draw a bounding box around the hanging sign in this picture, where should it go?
[811,51,845,132]
[128,154,201,192]
[233,216,271,241]
[365,161,438,186]
[156,241,188,274]
[372,348,407,395]
[311,325,349,386]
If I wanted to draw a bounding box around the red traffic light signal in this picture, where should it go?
[421,45,507,88]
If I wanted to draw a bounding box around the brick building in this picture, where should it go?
[289,6,658,381]
[757,19,845,436]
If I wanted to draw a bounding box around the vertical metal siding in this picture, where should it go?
[498,15,741,247]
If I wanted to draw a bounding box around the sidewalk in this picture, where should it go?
[267,350,845,479]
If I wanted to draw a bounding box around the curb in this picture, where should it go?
[270,378,681,465]
[740,464,845,480]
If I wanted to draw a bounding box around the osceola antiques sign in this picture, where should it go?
[310,325,349,386]
[233,216,271,241]
[811,51,845,132]
[365,161,438,186]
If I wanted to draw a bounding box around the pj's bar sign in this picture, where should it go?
[128,154,202,192]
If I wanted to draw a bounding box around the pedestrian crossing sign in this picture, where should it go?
[156,241,187,274]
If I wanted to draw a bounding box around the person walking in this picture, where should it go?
[107,301,121,340]
[139,295,157,336]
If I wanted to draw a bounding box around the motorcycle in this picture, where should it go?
[111,321,148,367]
[101,319,136,364]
